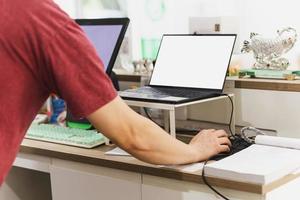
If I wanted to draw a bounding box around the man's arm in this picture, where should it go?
[88,96,231,165]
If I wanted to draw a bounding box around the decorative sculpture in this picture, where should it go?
[241,27,297,70]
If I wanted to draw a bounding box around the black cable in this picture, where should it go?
[221,94,235,138]
[200,94,235,200]
[143,107,157,123]
[202,160,230,200]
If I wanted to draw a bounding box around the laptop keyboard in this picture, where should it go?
[137,87,217,98]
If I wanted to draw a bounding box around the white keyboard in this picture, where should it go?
[25,124,106,148]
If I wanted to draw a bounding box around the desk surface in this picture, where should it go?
[20,139,298,195]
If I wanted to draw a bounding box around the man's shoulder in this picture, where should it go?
[1,0,71,42]
[23,0,70,25]
[2,0,53,16]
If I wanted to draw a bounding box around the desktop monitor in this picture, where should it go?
[75,18,130,75]
[66,18,129,129]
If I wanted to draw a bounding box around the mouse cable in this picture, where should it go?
[202,160,231,200]
[201,94,234,200]
[220,94,234,138]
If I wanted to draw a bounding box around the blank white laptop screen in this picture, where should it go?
[150,35,236,90]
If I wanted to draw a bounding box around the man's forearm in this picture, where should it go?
[118,114,199,165]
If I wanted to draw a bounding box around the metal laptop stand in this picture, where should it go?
[124,94,235,137]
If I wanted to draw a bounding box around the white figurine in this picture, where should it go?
[241,27,297,70]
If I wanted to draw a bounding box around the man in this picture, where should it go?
[0,0,231,185]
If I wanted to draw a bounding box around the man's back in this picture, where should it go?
[0,0,117,184]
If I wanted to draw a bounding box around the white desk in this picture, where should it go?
[124,94,235,137]
[2,139,300,200]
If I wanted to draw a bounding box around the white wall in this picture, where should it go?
[54,0,300,67]
[53,0,80,18]
[235,0,300,69]
[127,0,300,68]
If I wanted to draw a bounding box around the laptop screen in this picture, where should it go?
[76,18,129,75]
[150,35,236,90]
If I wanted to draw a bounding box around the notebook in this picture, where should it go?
[119,34,237,104]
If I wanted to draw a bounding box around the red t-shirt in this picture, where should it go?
[0,0,117,184]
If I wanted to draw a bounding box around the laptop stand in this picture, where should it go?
[123,94,235,137]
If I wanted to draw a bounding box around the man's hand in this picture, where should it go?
[189,129,231,161]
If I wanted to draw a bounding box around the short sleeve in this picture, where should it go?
[43,21,117,118]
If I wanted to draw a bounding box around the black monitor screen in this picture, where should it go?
[76,18,129,75]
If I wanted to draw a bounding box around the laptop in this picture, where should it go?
[66,18,129,129]
[119,34,237,104]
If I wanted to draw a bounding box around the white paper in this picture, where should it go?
[205,144,300,184]
[255,135,300,150]
[105,147,131,156]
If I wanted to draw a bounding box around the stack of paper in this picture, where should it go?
[255,135,300,150]
[205,144,300,184]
